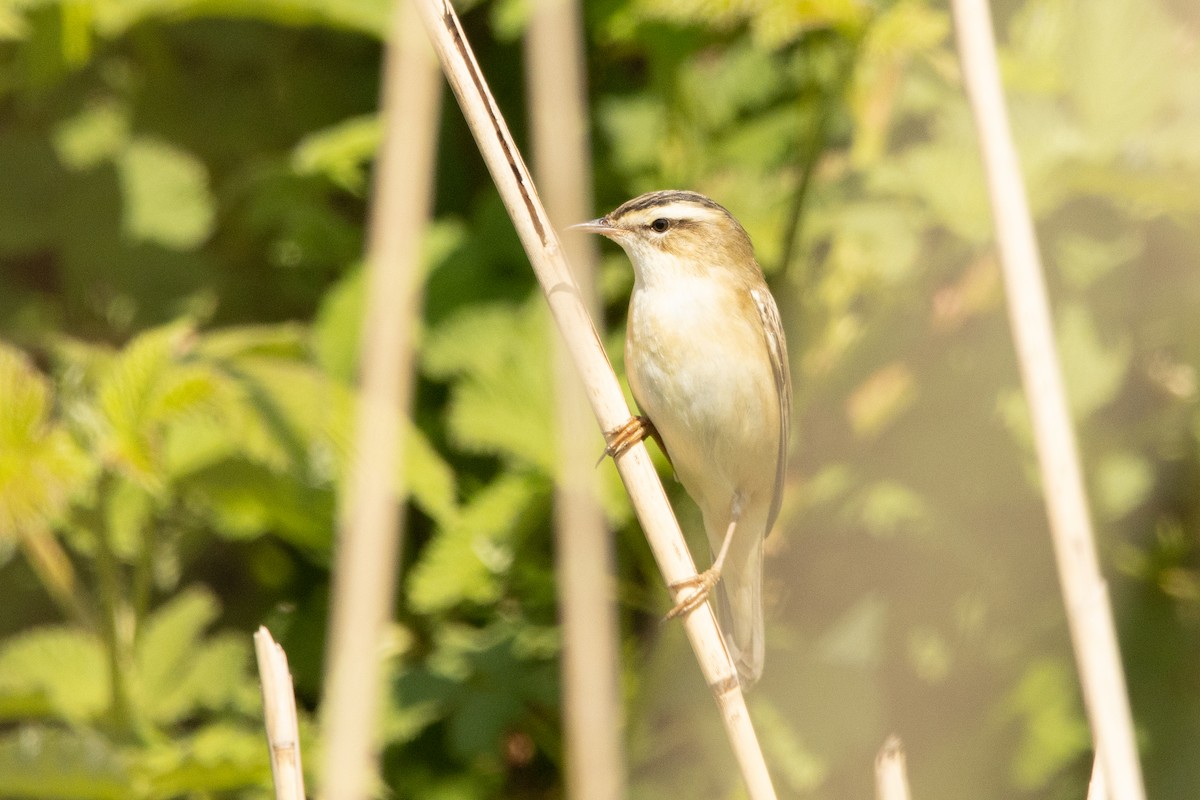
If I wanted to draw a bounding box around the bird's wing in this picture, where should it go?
[750,286,791,534]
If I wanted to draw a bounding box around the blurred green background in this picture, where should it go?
[2,0,1199,797]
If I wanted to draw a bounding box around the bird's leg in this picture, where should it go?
[598,414,665,465]
[665,494,744,620]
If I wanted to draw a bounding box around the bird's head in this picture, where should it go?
[571,190,757,285]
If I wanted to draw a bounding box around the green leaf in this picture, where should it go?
[292,113,381,193]
[1056,303,1129,419]
[423,299,554,471]
[1003,658,1090,790]
[118,138,215,250]
[0,726,128,799]
[137,721,270,795]
[1094,451,1153,520]
[0,627,109,722]
[133,587,222,723]
[53,101,130,171]
[0,343,90,539]
[407,473,541,613]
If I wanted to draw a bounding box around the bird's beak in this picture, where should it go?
[568,217,620,238]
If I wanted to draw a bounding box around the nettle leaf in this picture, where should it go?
[0,627,109,722]
[423,299,554,471]
[138,721,269,796]
[0,726,128,800]
[98,323,235,490]
[407,473,541,614]
[0,343,91,539]
[225,356,458,527]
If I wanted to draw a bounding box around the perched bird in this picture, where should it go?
[572,190,791,687]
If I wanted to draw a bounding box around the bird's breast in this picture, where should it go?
[625,277,779,510]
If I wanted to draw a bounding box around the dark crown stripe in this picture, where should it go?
[610,190,729,220]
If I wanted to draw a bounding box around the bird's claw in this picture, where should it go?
[596,415,656,466]
[664,568,721,620]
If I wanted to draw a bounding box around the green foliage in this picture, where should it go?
[2,0,1200,798]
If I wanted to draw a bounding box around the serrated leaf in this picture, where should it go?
[423,299,554,471]
[1094,451,1153,520]
[0,726,128,799]
[0,627,109,722]
[407,474,541,613]
[0,343,91,539]
[53,101,129,171]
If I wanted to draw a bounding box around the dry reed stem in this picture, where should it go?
[410,0,776,796]
[318,3,441,798]
[255,627,307,800]
[1088,755,1108,800]
[525,0,626,797]
[950,2,1144,798]
[874,736,910,800]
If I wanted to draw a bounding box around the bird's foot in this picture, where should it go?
[664,568,722,620]
[597,415,657,465]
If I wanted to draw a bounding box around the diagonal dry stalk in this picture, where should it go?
[319,2,442,798]
[524,0,627,796]
[410,0,777,796]
[950,2,1144,798]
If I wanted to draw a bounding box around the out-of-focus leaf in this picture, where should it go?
[0,726,128,799]
[0,628,109,722]
[855,480,929,539]
[0,343,90,538]
[133,587,221,722]
[118,139,215,250]
[748,698,828,792]
[407,473,540,613]
[1056,303,1129,419]
[137,721,270,795]
[1052,230,1142,290]
[292,113,380,193]
[53,101,129,171]
[1003,658,1090,790]
[1094,451,1153,521]
[423,299,554,471]
[92,0,389,38]
[1063,0,1176,150]
[846,362,916,438]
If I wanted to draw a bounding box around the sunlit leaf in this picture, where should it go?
[118,139,215,250]
[0,628,108,722]
[0,343,90,539]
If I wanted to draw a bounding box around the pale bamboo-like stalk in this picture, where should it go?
[950,2,1144,799]
[255,627,307,800]
[524,0,626,797]
[318,2,441,798]
[874,736,911,800]
[1088,756,1108,800]
[409,0,776,796]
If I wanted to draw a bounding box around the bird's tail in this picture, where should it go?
[716,534,764,688]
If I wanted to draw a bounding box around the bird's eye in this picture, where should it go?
[650,218,671,233]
